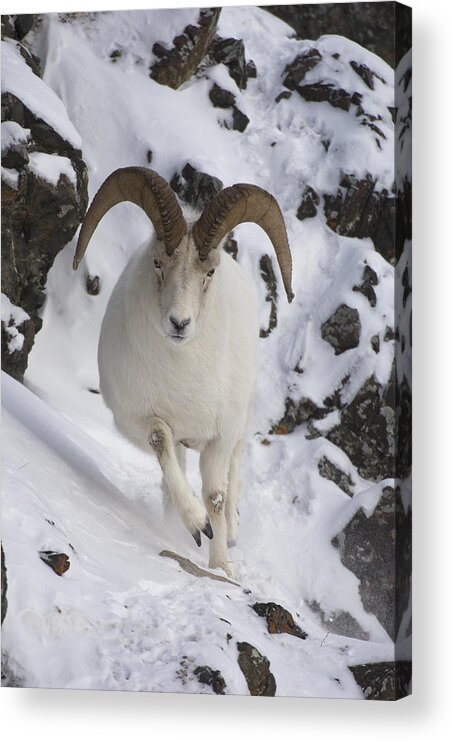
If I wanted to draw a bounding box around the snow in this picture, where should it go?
[1,294,30,354]
[2,7,401,695]
[1,38,82,148]
[28,151,77,186]
[1,120,31,153]
[1,166,19,189]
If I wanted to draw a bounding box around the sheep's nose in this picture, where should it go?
[170,315,191,333]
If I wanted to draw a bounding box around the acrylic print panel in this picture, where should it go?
[1,3,412,699]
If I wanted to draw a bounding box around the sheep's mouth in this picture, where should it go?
[168,334,187,344]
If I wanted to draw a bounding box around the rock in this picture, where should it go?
[350,60,379,90]
[39,551,70,576]
[271,395,328,435]
[2,59,88,382]
[308,600,369,641]
[1,303,35,383]
[332,486,411,640]
[236,642,276,696]
[349,661,412,700]
[207,35,256,90]
[1,545,7,625]
[296,83,361,112]
[14,14,36,40]
[150,8,221,90]
[324,174,396,264]
[352,265,378,307]
[209,83,236,109]
[317,456,354,496]
[194,665,226,694]
[170,163,223,212]
[282,48,322,90]
[252,602,307,639]
[371,334,380,353]
[321,304,361,355]
[264,4,411,68]
[259,255,278,338]
[296,186,319,221]
[208,83,249,133]
[86,275,101,296]
[326,374,394,481]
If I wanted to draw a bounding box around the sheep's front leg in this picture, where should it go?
[200,440,233,577]
[149,418,213,546]
[225,438,244,547]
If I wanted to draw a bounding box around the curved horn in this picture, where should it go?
[192,184,294,302]
[73,167,187,270]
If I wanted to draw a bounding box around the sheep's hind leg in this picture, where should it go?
[200,440,233,577]
[149,418,213,546]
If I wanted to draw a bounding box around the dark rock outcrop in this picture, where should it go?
[252,602,307,639]
[324,174,396,264]
[2,35,88,381]
[237,641,276,696]
[150,8,221,90]
[349,661,412,700]
[321,304,361,355]
[282,48,322,90]
[208,83,249,133]
[308,600,369,641]
[207,35,257,90]
[332,486,412,640]
[296,185,319,221]
[194,665,226,694]
[170,163,223,212]
[39,551,70,576]
[318,456,354,496]
[353,265,378,307]
[264,3,410,68]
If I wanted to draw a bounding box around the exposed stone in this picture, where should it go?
[349,661,412,700]
[353,265,378,307]
[350,60,375,89]
[371,334,380,353]
[275,91,292,104]
[150,8,221,90]
[271,395,328,435]
[296,186,319,221]
[308,600,369,641]
[332,486,411,640]
[1,545,7,625]
[209,83,235,109]
[264,3,410,68]
[282,48,322,90]
[318,456,354,496]
[326,374,394,481]
[170,163,223,212]
[86,275,100,296]
[296,83,361,112]
[39,551,70,576]
[259,254,278,338]
[1,308,35,383]
[252,602,307,639]
[231,106,249,133]
[321,304,361,355]
[194,665,226,694]
[324,174,396,264]
[206,35,256,90]
[237,641,276,696]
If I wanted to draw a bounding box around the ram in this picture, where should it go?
[73,167,293,576]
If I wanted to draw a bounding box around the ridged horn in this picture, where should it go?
[73,167,187,270]
[192,184,294,302]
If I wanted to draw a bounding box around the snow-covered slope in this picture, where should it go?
[2,7,400,695]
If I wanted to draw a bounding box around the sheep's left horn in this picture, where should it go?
[73,167,187,270]
[193,184,294,302]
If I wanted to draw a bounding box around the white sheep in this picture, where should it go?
[73,167,293,576]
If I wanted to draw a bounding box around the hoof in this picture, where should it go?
[202,519,214,540]
[192,530,202,547]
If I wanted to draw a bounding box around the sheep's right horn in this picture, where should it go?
[73,167,187,270]
[193,184,294,302]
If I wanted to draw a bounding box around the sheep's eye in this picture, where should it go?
[207,268,215,277]
[154,259,162,270]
